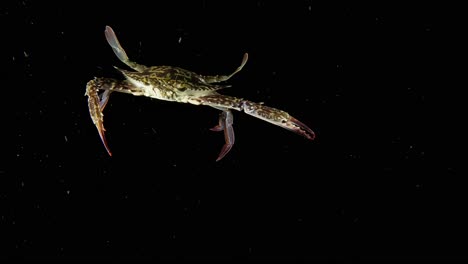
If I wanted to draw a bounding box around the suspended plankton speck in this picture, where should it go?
[178,37,182,44]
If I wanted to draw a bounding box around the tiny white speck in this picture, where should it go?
[64,135,68,142]
[20,181,24,187]
[12,56,15,61]
[308,5,311,11]
[178,37,182,44]
[24,51,29,58]
[66,190,70,195]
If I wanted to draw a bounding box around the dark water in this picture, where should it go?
[3,1,461,261]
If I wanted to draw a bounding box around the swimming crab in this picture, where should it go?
[85,26,315,161]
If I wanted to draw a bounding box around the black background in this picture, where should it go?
[2,0,463,261]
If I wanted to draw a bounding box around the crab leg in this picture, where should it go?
[99,90,112,110]
[202,53,249,83]
[210,110,235,161]
[104,26,147,72]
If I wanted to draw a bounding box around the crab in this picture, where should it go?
[85,26,315,161]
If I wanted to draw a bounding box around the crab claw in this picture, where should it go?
[85,79,112,156]
[282,116,316,141]
[95,121,112,157]
[242,101,315,141]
